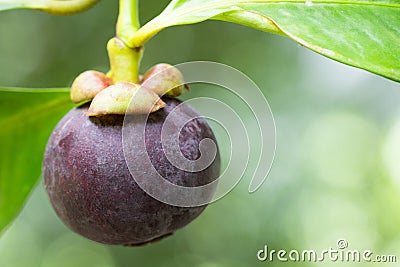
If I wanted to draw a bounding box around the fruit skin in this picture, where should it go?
[43,98,220,246]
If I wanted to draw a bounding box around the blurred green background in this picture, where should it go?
[1,1,400,266]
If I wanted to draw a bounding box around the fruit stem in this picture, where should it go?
[117,0,140,44]
[107,0,142,84]
[107,37,143,84]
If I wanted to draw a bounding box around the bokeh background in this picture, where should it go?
[1,1,400,266]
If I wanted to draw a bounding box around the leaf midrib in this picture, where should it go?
[161,0,400,24]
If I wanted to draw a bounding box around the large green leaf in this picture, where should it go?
[129,0,400,82]
[0,88,72,233]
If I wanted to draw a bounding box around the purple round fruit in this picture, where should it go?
[43,98,220,246]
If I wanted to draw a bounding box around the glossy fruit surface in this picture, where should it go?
[43,98,220,246]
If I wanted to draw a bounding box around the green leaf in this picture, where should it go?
[0,87,73,233]
[130,0,400,82]
[0,0,46,11]
[0,0,99,15]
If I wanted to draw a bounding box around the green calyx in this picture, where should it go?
[70,70,113,103]
[70,63,188,117]
[87,82,166,116]
[141,64,188,98]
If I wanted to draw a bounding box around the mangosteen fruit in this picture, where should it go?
[42,97,220,246]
